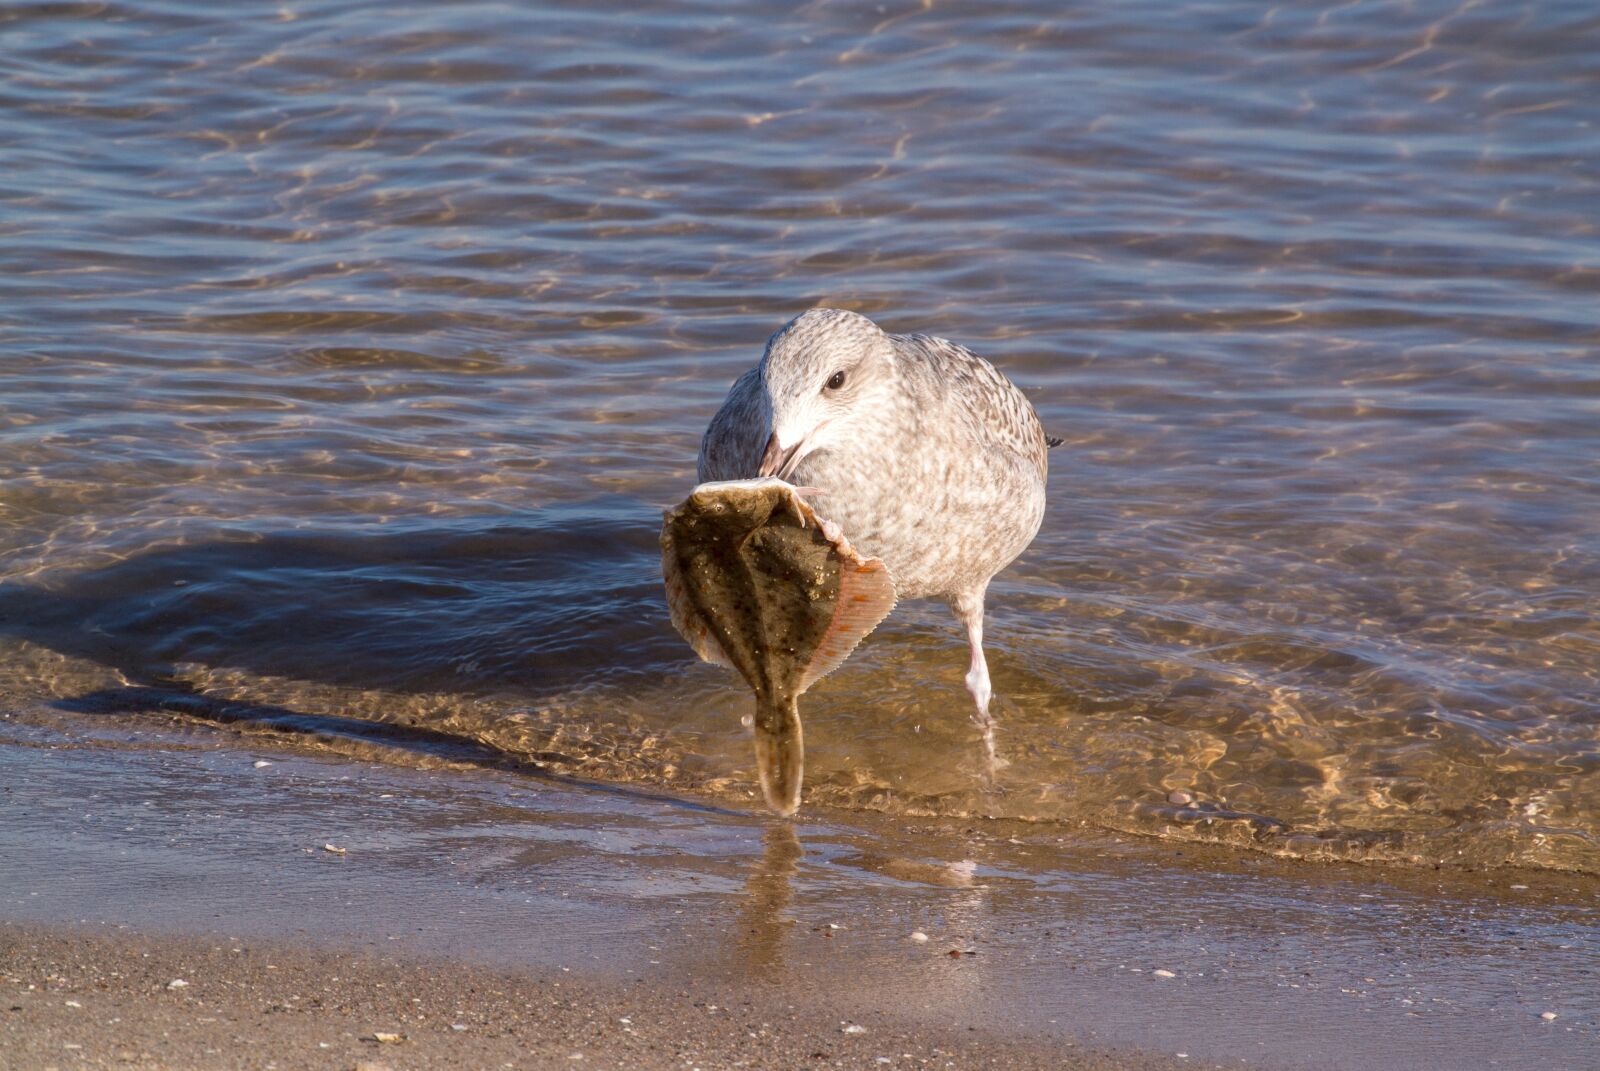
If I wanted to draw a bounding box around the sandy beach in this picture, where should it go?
[2,922,1197,1071]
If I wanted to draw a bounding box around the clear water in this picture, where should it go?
[2,0,1597,872]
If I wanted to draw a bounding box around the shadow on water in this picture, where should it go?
[56,679,526,764]
[0,496,684,697]
[48,679,741,818]
[0,496,759,816]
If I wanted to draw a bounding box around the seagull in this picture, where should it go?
[698,307,1053,770]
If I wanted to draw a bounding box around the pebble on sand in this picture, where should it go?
[842,1023,867,1035]
[909,931,930,943]
[165,979,189,990]
[1540,1011,1557,1021]
[323,843,347,854]
[1167,790,1194,806]
[253,760,272,768]
[1152,969,1176,979]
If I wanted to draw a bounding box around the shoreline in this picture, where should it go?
[2,703,1596,1070]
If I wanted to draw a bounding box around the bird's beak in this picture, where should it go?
[758,431,805,481]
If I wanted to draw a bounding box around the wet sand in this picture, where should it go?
[1,923,1191,1071]
[2,703,1597,1071]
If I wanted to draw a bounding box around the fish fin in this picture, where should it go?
[753,696,804,816]
[659,512,735,670]
[798,554,897,691]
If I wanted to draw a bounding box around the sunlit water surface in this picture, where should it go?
[2,0,1597,873]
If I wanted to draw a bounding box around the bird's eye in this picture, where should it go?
[825,370,847,391]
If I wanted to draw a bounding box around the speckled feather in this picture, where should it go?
[698,309,1049,601]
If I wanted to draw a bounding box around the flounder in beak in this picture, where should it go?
[660,478,897,815]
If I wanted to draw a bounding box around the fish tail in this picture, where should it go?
[753,696,804,817]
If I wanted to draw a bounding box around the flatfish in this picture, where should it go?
[661,478,897,815]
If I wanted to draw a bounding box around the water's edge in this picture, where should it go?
[3,705,1596,1071]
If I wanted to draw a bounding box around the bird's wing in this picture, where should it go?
[698,366,766,482]
[894,333,1050,479]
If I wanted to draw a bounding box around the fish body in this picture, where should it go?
[660,477,896,814]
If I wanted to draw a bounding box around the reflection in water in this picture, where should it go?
[834,850,978,890]
[728,824,994,989]
[733,825,805,975]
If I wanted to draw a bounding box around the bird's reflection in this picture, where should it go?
[732,822,804,975]
[728,819,998,986]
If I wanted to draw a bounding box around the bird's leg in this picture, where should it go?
[951,588,1003,776]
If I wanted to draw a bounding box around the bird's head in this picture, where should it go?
[756,308,895,480]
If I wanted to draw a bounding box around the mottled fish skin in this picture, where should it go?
[660,478,896,815]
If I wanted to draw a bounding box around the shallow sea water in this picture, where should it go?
[1,0,1597,873]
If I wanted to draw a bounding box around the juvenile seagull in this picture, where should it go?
[699,307,1052,769]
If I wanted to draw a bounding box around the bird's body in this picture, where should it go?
[698,308,1050,773]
